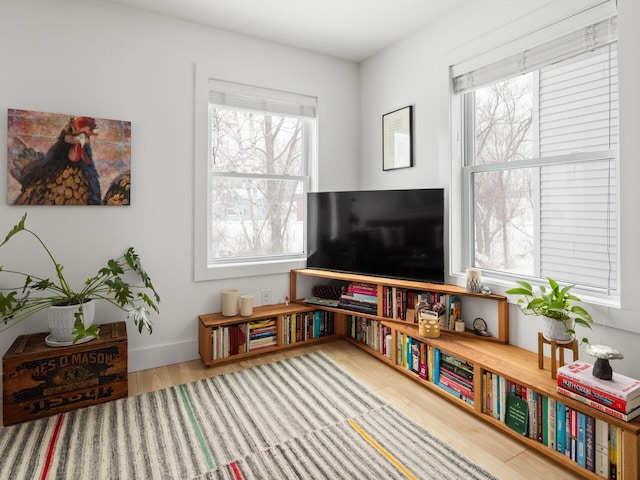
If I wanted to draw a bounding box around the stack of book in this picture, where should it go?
[338,282,378,315]
[211,325,246,360]
[557,360,640,422]
[380,287,461,329]
[433,349,474,405]
[244,318,277,351]
[395,334,429,379]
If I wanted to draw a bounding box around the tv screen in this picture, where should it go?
[306,188,444,283]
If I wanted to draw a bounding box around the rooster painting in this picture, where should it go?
[7,109,131,206]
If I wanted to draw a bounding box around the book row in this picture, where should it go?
[346,317,474,405]
[485,372,624,479]
[346,316,392,360]
[381,287,462,330]
[209,312,335,360]
[338,282,379,315]
[281,310,335,345]
[434,349,474,405]
[344,316,632,479]
[338,283,465,332]
[396,332,474,406]
[210,319,276,360]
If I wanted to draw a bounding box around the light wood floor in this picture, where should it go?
[130,339,582,480]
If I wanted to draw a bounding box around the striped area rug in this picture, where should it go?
[0,352,498,479]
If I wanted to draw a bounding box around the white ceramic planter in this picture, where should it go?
[541,315,574,344]
[47,299,96,342]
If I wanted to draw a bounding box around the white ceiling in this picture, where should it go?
[100,0,467,62]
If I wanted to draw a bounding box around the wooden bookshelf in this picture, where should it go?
[350,326,640,480]
[197,270,639,478]
[290,268,509,343]
[289,268,639,480]
[198,303,343,366]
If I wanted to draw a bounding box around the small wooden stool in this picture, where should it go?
[537,331,578,379]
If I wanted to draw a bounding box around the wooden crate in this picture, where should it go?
[2,321,128,425]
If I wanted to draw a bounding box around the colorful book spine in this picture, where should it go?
[439,374,473,399]
[577,412,586,468]
[548,397,557,451]
[384,331,392,360]
[350,292,378,302]
[558,375,637,413]
[609,424,618,480]
[448,295,461,330]
[556,401,566,455]
[542,396,549,446]
[585,415,595,472]
[442,365,472,390]
[595,418,609,477]
[436,380,475,405]
[396,333,404,367]
[419,342,428,380]
[557,386,640,422]
[557,361,640,402]
[347,282,378,296]
[411,341,421,374]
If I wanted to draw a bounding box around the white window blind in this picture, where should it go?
[539,158,616,290]
[539,43,618,156]
[452,16,617,94]
[208,79,317,118]
[537,41,617,291]
[456,14,618,297]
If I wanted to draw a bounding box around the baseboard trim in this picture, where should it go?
[128,339,199,372]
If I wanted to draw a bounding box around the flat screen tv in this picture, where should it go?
[306,188,444,283]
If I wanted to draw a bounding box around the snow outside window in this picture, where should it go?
[194,71,317,280]
[453,18,618,299]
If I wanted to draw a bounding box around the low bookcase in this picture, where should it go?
[290,268,510,343]
[198,303,342,366]
[198,270,639,478]
[289,269,639,480]
[343,319,640,480]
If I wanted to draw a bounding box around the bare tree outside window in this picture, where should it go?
[210,107,305,261]
[472,75,535,275]
[464,42,617,290]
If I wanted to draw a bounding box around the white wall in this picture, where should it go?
[360,0,640,378]
[0,0,360,372]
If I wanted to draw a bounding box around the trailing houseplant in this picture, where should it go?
[505,277,592,344]
[0,213,160,342]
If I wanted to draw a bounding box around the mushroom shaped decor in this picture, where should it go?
[584,344,624,380]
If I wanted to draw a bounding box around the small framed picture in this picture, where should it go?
[382,105,413,171]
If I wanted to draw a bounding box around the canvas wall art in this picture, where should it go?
[6,109,131,206]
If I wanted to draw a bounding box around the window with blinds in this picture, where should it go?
[206,80,317,266]
[456,17,618,296]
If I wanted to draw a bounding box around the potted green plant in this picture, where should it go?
[505,277,592,344]
[0,213,160,344]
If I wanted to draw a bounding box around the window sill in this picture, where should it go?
[195,257,307,282]
[449,271,621,310]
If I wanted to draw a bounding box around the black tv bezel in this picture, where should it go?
[305,188,445,284]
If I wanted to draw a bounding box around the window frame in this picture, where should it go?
[194,64,316,281]
[448,6,620,306]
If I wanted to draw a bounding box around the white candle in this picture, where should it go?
[221,289,240,316]
[240,295,254,316]
[466,268,482,293]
